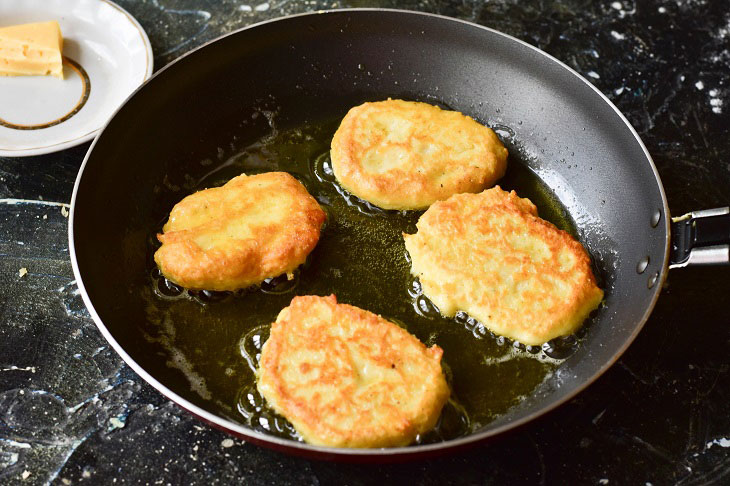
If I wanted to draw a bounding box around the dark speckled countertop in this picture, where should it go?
[1,1,729,484]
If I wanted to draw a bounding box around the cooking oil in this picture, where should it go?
[143,116,587,444]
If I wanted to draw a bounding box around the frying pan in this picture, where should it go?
[68,9,730,460]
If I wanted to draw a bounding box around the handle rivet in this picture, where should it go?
[647,271,659,289]
[636,256,650,274]
[651,210,661,228]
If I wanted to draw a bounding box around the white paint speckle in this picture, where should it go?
[587,71,600,79]
[599,479,609,485]
[614,87,625,95]
[21,471,31,479]
[611,2,622,10]
[221,438,234,448]
[18,267,27,278]
[709,90,723,113]
[696,81,705,90]
[61,206,69,217]
[717,21,730,39]
[238,4,252,12]
[109,417,126,430]
[707,437,730,449]
[1,365,36,373]
[254,2,270,11]
[658,6,666,13]
[611,30,626,40]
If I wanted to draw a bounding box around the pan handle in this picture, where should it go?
[670,207,730,268]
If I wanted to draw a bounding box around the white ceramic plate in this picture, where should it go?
[0,0,153,157]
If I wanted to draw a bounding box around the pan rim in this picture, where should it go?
[68,7,671,457]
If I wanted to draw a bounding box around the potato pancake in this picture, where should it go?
[403,187,603,345]
[330,99,508,210]
[257,295,450,448]
[154,172,325,291]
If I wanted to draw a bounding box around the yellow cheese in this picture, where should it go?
[0,21,64,79]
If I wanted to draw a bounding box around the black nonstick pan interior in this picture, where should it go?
[70,9,669,459]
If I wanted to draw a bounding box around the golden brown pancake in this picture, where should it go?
[154,172,325,291]
[403,187,603,345]
[257,295,450,448]
[330,99,508,210]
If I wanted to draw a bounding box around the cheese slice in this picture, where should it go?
[0,21,64,79]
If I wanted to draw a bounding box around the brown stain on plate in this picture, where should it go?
[0,57,91,131]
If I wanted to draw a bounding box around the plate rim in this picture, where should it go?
[0,0,154,157]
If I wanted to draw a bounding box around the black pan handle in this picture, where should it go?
[670,207,730,268]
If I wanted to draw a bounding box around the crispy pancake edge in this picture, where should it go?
[330,99,508,210]
[403,187,604,345]
[257,294,451,448]
[154,172,326,291]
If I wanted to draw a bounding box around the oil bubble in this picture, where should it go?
[260,271,299,294]
[414,294,441,319]
[542,335,578,360]
[408,278,423,298]
[155,277,185,298]
[237,385,266,420]
[415,398,470,443]
[239,324,270,373]
[189,289,230,304]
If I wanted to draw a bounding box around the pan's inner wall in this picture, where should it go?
[72,11,667,446]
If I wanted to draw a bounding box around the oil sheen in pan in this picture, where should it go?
[142,115,599,445]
